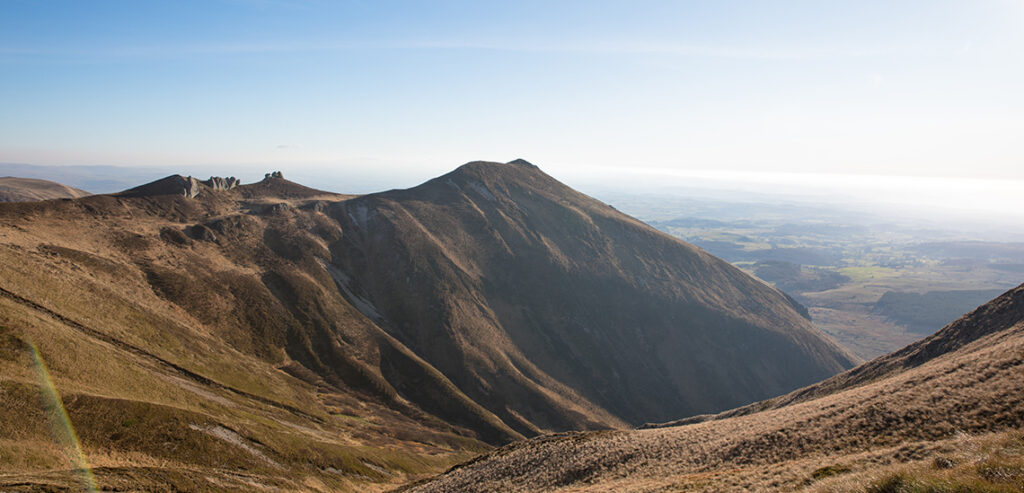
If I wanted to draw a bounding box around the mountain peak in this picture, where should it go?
[442,159,549,184]
[506,158,537,169]
[448,159,540,177]
[399,159,577,208]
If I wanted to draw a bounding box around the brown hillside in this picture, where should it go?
[0,177,91,202]
[0,174,494,490]
[406,284,1024,492]
[328,160,856,434]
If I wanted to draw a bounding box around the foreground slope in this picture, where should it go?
[327,160,855,434]
[0,177,90,202]
[406,283,1024,492]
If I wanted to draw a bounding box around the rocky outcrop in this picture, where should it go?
[201,176,240,191]
[182,176,202,198]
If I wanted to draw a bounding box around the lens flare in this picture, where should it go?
[28,340,97,492]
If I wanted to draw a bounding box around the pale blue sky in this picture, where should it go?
[2,0,1022,184]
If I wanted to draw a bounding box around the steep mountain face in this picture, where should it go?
[0,161,856,489]
[325,160,856,434]
[0,176,91,202]
[408,284,1024,492]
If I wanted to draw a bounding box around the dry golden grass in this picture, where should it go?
[406,286,1024,492]
[807,430,1024,493]
[0,181,486,490]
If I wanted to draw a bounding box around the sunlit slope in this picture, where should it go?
[407,284,1024,492]
[0,178,488,491]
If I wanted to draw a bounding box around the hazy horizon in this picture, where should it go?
[4,159,1024,240]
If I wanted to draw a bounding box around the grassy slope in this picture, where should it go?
[405,284,1024,492]
[0,184,487,491]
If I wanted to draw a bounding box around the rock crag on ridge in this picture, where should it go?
[118,174,240,198]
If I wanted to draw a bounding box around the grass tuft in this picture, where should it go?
[812,464,851,480]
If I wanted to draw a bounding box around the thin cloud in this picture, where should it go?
[0,38,943,62]
[394,39,935,60]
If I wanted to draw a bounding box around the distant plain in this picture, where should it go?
[600,191,1024,360]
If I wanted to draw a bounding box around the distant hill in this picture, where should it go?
[0,177,90,202]
[0,161,854,490]
[408,284,1024,492]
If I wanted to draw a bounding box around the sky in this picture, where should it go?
[1,1,1023,208]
